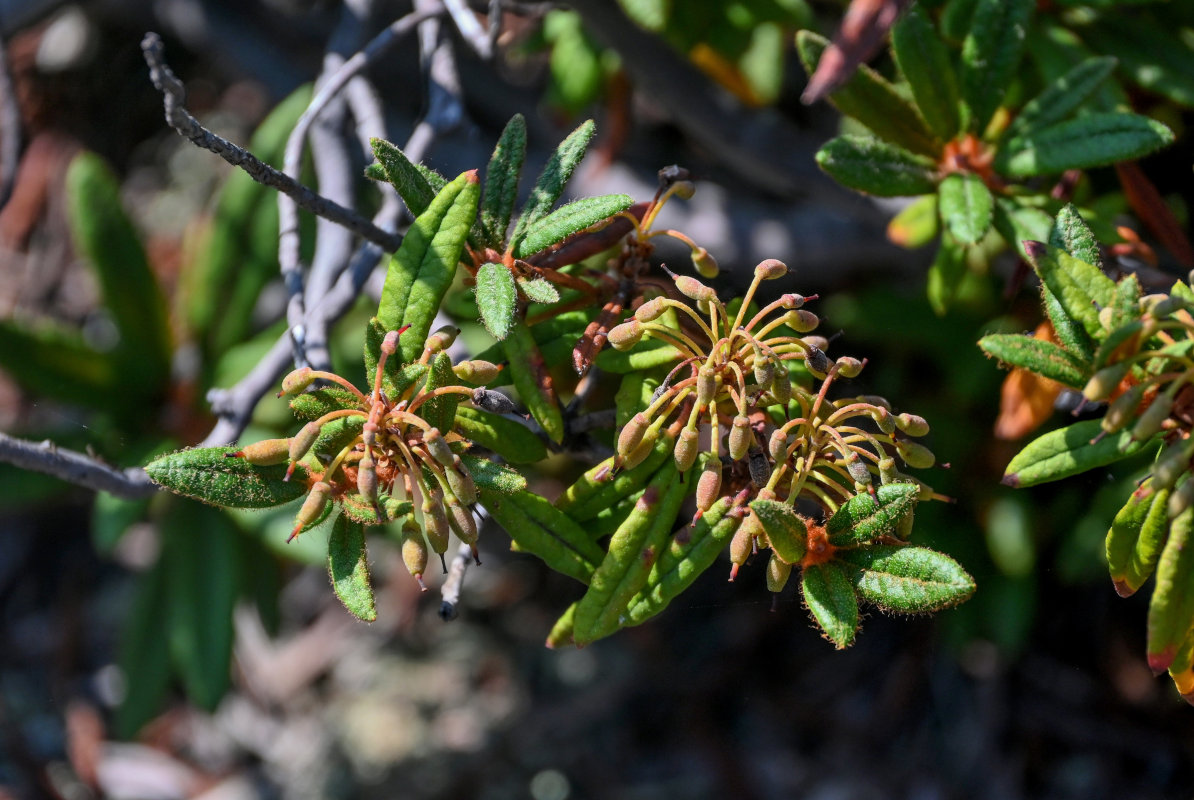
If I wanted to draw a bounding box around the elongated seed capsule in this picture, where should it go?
[289,482,332,542]
[424,325,459,355]
[608,319,645,350]
[634,297,669,323]
[771,373,792,405]
[453,360,502,384]
[358,449,381,520]
[729,415,752,461]
[445,495,480,563]
[401,521,429,590]
[618,413,651,457]
[728,522,754,581]
[421,503,450,563]
[805,346,831,376]
[622,429,659,470]
[472,388,516,414]
[878,456,900,484]
[228,438,291,465]
[785,309,819,333]
[769,429,791,460]
[692,247,719,279]
[766,553,793,593]
[1083,362,1131,402]
[278,367,316,397]
[1154,438,1194,490]
[836,357,864,378]
[422,489,452,556]
[671,179,696,199]
[871,406,896,434]
[1147,296,1188,318]
[895,413,930,437]
[1132,395,1173,441]
[444,462,477,506]
[674,427,700,472]
[896,440,936,469]
[696,460,723,512]
[424,428,455,467]
[1102,384,1145,433]
[846,453,871,486]
[754,258,787,281]
[753,352,775,390]
[285,421,323,481]
[696,366,717,408]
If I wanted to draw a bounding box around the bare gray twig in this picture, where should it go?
[0,432,157,499]
[0,35,21,210]
[443,0,492,59]
[438,541,473,620]
[141,32,402,253]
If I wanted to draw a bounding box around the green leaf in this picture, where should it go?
[475,262,518,340]
[327,513,376,622]
[1081,16,1194,107]
[1147,506,1194,672]
[113,557,172,738]
[1119,483,1170,597]
[460,454,527,494]
[65,152,171,396]
[378,171,482,364]
[977,333,1088,388]
[0,319,119,410]
[509,119,596,254]
[481,114,528,247]
[937,173,993,245]
[826,484,922,547]
[815,135,939,197]
[1106,481,1160,595]
[145,447,309,508]
[573,463,688,644]
[619,0,669,30]
[997,113,1174,178]
[162,502,239,710]
[519,277,560,305]
[891,4,960,141]
[502,320,565,443]
[1026,21,1127,113]
[312,415,365,462]
[1023,242,1116,341]
[420,352,463,433]
[556,434,675,522]
[480,487,605,584]
[1049,203,1103,269]
[1002,417,1156,488]
[513,194,633,259]
[369,138,442,217]
[837,544,976,613]
[927,235,967,315]
[454,406,547,464]
[795,30,939,157]
[289,387,361,420]
[92,492,150,554]
[960,0,1035,133]
[1004,56,1118,139]
[801,562,859,649]
[595,337,684,373]
[991,196,1054,260]
[887,192,939,249]
[544,12,606,115]
[749,499,807,564]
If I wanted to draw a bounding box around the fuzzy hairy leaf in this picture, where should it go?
[1005,56,1117,140]
[796,30,938,157]
[519,277,560,305]
[1049,203,1103,269]
[481,114,527,247]
[891,4,960,141]
[826,484,921,547]
[146,447,309,508]
[454,405,547,464]
[801,563,859,649]
[960,0,1034,133]
[378,171,481,364]
[837,545,975,613]
[369,138,441,217]
[460,454,527,494]
[938,173,993,245]
[815,135,939,198]
[750,499,807,565]
[556,434,674,522]
[1002,418,1155,488]
[1106,481,1164,597]
[312,415,366,462]
[420,352,463,434]
[1147,506,1194,672]
[509,119,596,253]
[480,487,604,584]
[1082,16,1194,107]
[997,113,1174,178]
[1023,243,1116,341]
[327,514,376,622]
[978,333,1088,388]
[476,262,518,340]
[513,194,632,259]
[289,387,361,420]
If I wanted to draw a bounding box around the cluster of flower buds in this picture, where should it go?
[229,325,508,589]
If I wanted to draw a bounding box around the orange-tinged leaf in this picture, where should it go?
[994,322,1064,440]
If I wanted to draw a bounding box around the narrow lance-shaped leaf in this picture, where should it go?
[0,320,118,411]
[978,333,1088,389]
[997,113,1174,178]
[1147,506,1194,672]
[481,114,527,247]
[480,487,604,584]
[836,544,976,613]
[146,447,309,508]
[1022,241,1116,341]
[519,277,560,305]
[1002,418,1155,488]
[460,454,527,494]
[1049,203,1103,270]
[795,30,939,157]
[378,171,481,364]
[514,194,633,259]
[938,172,993,245]
[960,0,1035,133]
[113,556,172,738]
[369,138,444,217]
[750,499,807,564]
[454,406,547,465]
[826,483,922,547]
[420,352,464,433]
[556,434,675,521]
[1004,56,1118,140]
[508,119,596,254]
[801,562,859,649]
[891,4,960,141]
[327,513,377,622]
[991,196,1053,261]
[1105,482,1159,596]
[475,262,518,340]
[815,135,940,198]
[1120,484,1172,598]
[1081,15,1194,108]
[502,320,565,444]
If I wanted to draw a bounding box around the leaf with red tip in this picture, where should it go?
[1147,506,1194,673]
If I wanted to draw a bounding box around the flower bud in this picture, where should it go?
[453,360,502,384]
[871,406,896,435]
[444,463,477,506]
[1132,394,1173,441]
[696,460,722,512]
[424,428,455,467]
[622,431,658,470]
[401,523,429,588]
[673,273,717,303]
[671,179,696,199]
[802,335,830,352]
[753,353,775,390]
[691,247,719,279]
[279,367,315,397]
[895,413,930,437]
[846,453,872,486]
[780,293,807,309]
[878,456,900,484]
[729,524,753,581]
[473,388,516,414]
[445,494,479,548]
[786,309,820,333]
[1146,296,1188,319]
[1098,305,1114,331]
[634,297,669,323]
[766,553,793,593]
[835,357,864,378]
[609,319,645,351]
[754,259,787,281]
[286,420,323,480]
[896,440,936,469]
[696,366,718,408]
[1083,362,1131,402]
[770,373,792,405]
[381,328,403,355]
[358,449,380,514]
[424,325,459,355]
[230,438,291,466]
[618,412,651,457]
[289,482,332,542]
[422,489,452,555]
[769,429,792,460]
[674,427,700,472]
[1101,384,1144,434]
[729,415,753,461]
